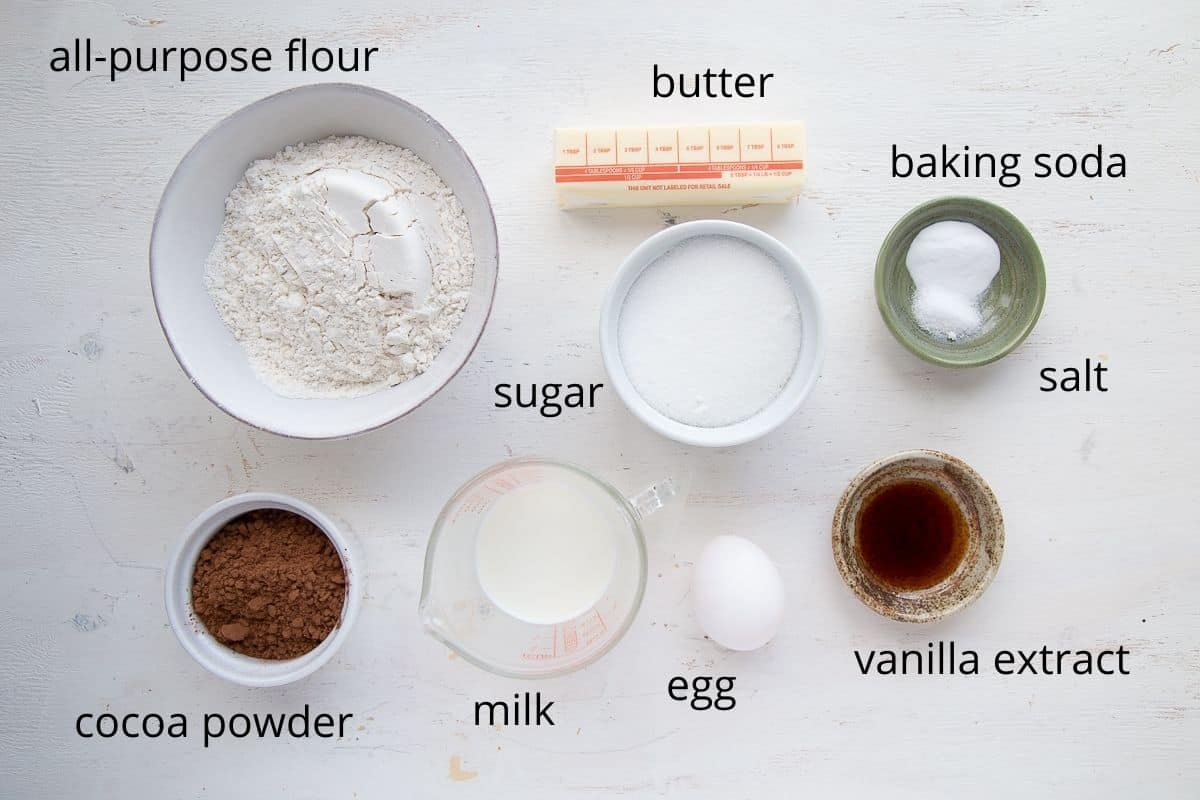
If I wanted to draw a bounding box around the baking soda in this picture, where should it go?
[905,220,1001,341]
[617,235,802,427]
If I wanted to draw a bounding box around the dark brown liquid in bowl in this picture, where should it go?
[855,479,968,591]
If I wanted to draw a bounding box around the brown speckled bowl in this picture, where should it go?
[832,450,1003,623]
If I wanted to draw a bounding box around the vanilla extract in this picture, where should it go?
[853,642,1132,676]
[856,479,968,591]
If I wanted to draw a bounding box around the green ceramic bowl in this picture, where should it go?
[875,197,1045,368]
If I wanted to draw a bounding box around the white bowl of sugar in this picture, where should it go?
[151,84,498,439]
[600,220,824,448]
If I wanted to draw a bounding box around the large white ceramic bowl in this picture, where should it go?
[150,84,498,439]
[164,492,363,688]
[600,220,824,448]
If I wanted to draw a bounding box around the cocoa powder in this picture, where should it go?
[191,509,347,660]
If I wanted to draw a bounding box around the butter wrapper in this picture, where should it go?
[555,123,805,209]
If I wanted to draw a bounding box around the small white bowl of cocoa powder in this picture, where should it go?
[165,492,361,687]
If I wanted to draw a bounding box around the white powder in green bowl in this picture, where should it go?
[905,220,1001,342]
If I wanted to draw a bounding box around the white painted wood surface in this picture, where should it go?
[2,0,1198,795]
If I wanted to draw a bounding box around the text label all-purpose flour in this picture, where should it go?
[205,136,474,398]
[618,235,803,427]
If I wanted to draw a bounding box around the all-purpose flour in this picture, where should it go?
[205,136,474,398]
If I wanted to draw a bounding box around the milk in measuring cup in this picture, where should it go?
[474,481,620,625]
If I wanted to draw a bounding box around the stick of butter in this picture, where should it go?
[554,123,805,209]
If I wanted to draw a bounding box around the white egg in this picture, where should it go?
[692,535,784,651]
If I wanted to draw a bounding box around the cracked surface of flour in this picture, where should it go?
[204,136,475,398]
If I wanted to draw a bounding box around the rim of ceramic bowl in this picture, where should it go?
[874,196,1046,368]
[149,82,498,440]
[831,449,1004,623]
[418,457,648,679]
[600,220,825,448]
[164,492,362,687]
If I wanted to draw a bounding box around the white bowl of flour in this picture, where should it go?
[151,84,497,438]
[600,221,824,448]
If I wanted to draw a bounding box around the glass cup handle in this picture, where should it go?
[627,478,679,521]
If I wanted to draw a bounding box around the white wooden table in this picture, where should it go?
[2,0,1197,795]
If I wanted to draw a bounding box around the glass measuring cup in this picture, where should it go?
[419,458,676,678]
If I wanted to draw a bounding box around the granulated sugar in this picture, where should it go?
[617,235,802,427]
